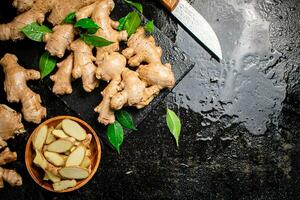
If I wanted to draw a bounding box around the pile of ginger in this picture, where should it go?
[0,0,175,126]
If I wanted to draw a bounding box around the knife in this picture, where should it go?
[160,0,223,60]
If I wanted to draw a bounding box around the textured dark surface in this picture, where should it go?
[1,0,300,199]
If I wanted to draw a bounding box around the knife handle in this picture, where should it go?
[160,0,179,11]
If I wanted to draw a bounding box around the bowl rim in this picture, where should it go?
[25,115,101,193]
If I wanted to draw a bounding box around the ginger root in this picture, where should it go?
[122,28,163,67]
[44,24,75,58]
[94,52,126,125]
[76,0,128,63]
[71,39,99,92]
[0,0,97,41]
[50,53,74,95]
[94,79,122,125]
[0,104,25,149]
[0,148,22,188]
[0,53,46,123]
[110,68,146,110]
[12,0,34,12]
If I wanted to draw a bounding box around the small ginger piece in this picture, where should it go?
[53,179,76,191]
[0,167,22,188]
[94,79,122,125]
[110,68,146,110]
[44,24,75,58]
[122,27,163,67]
[32,125,48,151]
[50,54,73,95]
[0,54,46,123]
[70,39,99,92]
[65,146,86,167]
[0,148,17,166]
[12,0,34,12]
[0,104,25,146]
[59,166,89,179]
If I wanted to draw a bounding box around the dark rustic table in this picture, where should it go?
[0,0,300,199]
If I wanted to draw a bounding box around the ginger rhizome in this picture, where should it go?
[0,53,46,123]
[0,147,22,188]
[0,105,25,149]
[0,0,97,41]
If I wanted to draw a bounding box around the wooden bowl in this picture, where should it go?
[25,116,101,193]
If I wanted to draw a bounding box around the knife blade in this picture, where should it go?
[160,0,223,60]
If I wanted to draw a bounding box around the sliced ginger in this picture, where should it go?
[0,54,46,123]
[53,179,76,191]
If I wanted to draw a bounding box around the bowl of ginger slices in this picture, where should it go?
[25,116,101,192]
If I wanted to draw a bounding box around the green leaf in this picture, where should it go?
[116,110,137,131]
[39,52,57,79]
[64,12,76,24]
[80,34,114,47]
[124,0,143,13]
[166,108,182,147]
[107,121,124,153]
[124,12,141,36]
[144,20,154,33]
[21,22,52,42]
[75,18,100,34]
[117,16,128,31]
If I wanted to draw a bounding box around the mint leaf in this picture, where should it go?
[107,121,124,153]
[21,22,52,42]
[80,34,114,47]
[64,12,76,24]
[124,0,143,13]
[144,20,154,33]
[166,108,182,147]
[118,12,141,36]
[116,110,137,131]
[117,15,128,31]
[39,52,57,79]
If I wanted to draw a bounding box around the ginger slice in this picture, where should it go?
[0,54,46,123]
[0,104,25,143]
[44,24,75,58]
[71,39,99,92]
[50,53,74,95]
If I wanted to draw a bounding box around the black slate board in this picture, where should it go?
[0,0,194,145]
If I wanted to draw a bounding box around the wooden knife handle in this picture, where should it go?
[161,0,179,12]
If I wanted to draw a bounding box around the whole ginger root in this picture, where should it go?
[50,53,74,95]
[71,39,99,92]
[94,52,127,125]
[0,53,46,123]
[0,105,25,149]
